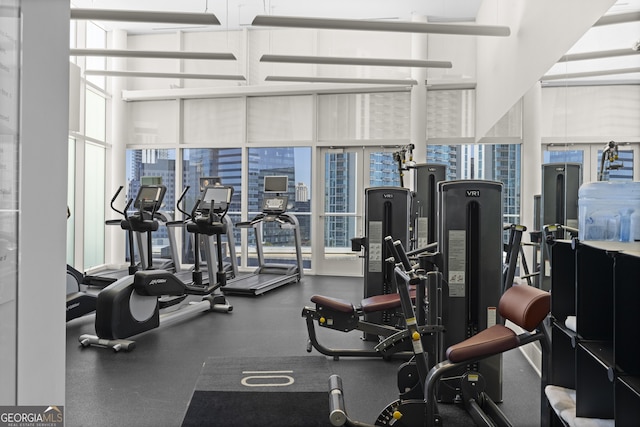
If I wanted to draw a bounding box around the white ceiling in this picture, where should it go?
[70,0,485,33]
[70,0,639,83]
[70,0,640,35]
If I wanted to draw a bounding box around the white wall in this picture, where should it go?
[475,0,617,140]
[122,27,477,91]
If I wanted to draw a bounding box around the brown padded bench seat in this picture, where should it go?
[310,295,356,313]
[446,284,550,363]
[310,290,417,314]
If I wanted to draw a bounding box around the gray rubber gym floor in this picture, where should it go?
[65,275,541,426]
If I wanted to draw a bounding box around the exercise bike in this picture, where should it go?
[79,185,233,352]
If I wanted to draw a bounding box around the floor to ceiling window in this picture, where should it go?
[246,147,312,269]
[126,149,176,264]
[181,148,242,265]
[245,94,313,269]
[83,142,105,269]
[82,22,108,270]
[544,144,639,183]
[67,138,76,265]
[427,90,523,227]
[315,91,411,275]
[428,143,522,225]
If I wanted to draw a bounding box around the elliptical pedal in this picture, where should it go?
[206,294,233,313]
[79,335,136,352]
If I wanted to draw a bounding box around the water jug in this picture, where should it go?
[578,181,640,242]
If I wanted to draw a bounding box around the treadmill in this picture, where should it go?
[223,176,304,296]
[83,185,180,288]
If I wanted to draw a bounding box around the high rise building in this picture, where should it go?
[296,182,309,202]
[324,152,357,248]
[428,143,521,225]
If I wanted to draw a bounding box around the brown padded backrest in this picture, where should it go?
[498,284,550,332]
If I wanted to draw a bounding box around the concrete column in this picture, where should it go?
[109,29,128,265]
[17,0,69,406]
[521,83,543,276]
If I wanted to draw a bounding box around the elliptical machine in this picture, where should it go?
[83,185,181,288]
[79,185,233,352]
[66,264,95,321]
[66,206,99,322]
[68,185,178,321]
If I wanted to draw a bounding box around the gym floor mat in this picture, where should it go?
[182,355,332,427]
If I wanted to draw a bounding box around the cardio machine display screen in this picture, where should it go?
[264,176,288,193]
[201,186,231,211]
[134,185,166,211]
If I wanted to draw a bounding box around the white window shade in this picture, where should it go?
[127,100,178,144]
[427,89,475,138]
[247,95,312,142]
[85,90,106,142]
[542,85,640,138]
[183,98,244,144]
[318,92,410,141]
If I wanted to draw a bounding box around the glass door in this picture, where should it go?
[544,142,639,182]
[314,146,403,276]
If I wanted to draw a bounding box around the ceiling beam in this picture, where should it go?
[252,15,510,37]
[71,48,236,61]
[260,54,452,68]
[70,9,220,26]
[85,70,245,81]
[265,75,418,85]
[541,67,640,81]
[559,47,640,62]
